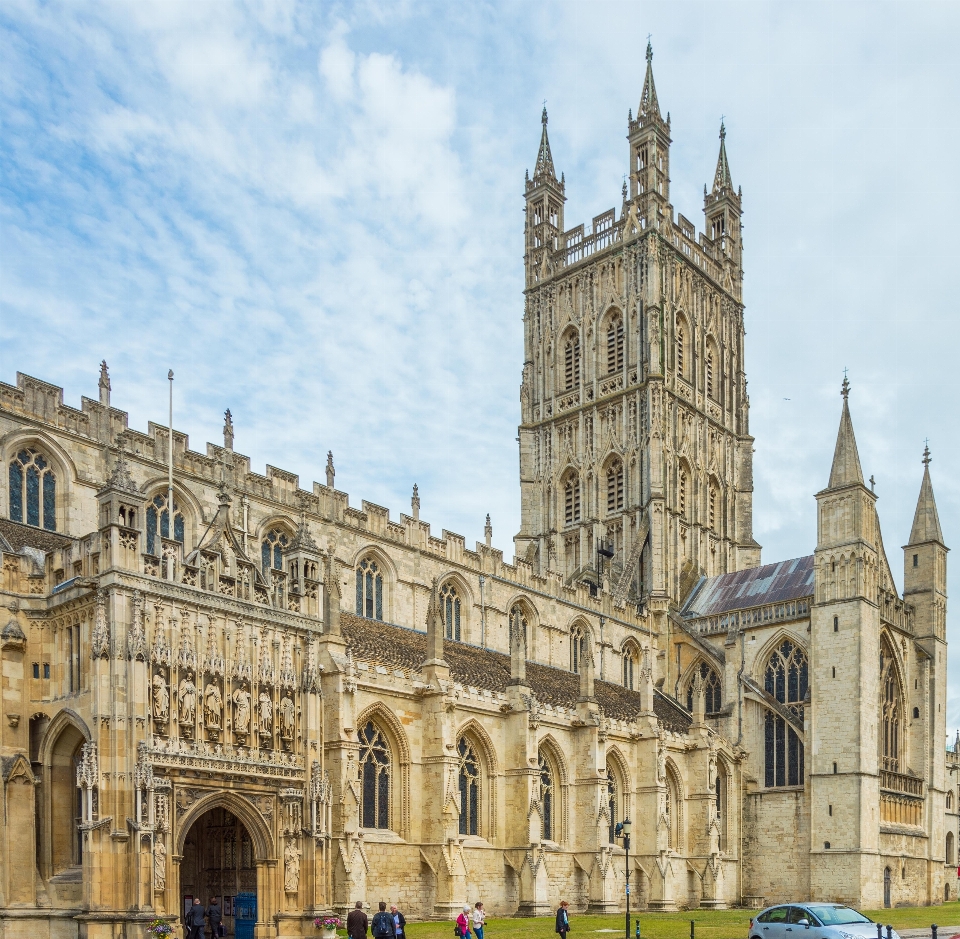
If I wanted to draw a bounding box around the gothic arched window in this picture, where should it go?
[622,643,639,690]
[880,638,903,773]
[440,582,461,641]
[145,493,184,555]
[509,604,529,649]
[763,640,808,787]
[9,448,57,531]
[563,471,581,524]
[538,751,555,841]
[570,624,588,674]
[563,332,581,390]
[676,321,686,377]
[606,459,624,514]
[358,720,391,830]
[686,662,722,714]
[606,313,624,374]
[356,558,383,621]
[678,467,688,519]
[708,483,719,531]
[261,529,288,572]
[457,737,481,836]
[606,768,617,844]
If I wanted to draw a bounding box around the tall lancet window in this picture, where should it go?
[261,529,288,571]
[440,582,461,641]
[607,313,624,374]
[356,558,383,621]
[880,637,903,773]
[146,493,184,555]
[9,448,57,530]
[763,640,808,787]
[563,332,581,389]
[606,459,624,514]
[538,752,555,841]
[457,737,481,836]
[358,720,391,830]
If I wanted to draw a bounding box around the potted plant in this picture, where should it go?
[147,921,174,939]
[314,915,343,938]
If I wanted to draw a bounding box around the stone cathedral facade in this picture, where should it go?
[0,44,956,939]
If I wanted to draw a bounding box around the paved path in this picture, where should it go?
[898,929,960,939]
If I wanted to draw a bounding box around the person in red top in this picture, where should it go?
[455,905,471,937]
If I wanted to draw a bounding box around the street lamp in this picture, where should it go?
[615,818,632,939]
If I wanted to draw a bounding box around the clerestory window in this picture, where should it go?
[9,448,57,531]
[356,558,384,621]
[440,582,461,641]
[145,493,183,555]
[261,529,288,572]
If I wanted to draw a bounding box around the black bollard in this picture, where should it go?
[876,925,883,939]
[886,925,893,939]
[932,925,938,939]
[691,921,696,939]
[636,919,641,939]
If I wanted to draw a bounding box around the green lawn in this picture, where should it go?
[388,903,960,939]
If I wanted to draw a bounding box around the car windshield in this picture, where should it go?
[808,906,871,926]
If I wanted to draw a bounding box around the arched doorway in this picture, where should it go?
[180,808,256,936]
[44,721,87,878]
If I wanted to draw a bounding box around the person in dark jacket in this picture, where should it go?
[346,901,368,939]
[206,898,223,938]
[389,905,406,938]
[185,899,207,939]
[555,900,571,937]
[370,902,394,939]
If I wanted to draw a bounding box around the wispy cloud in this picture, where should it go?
[1,0,958,736]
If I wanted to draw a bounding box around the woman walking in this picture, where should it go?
[472,902,486,939]
[455,905,471,937]
[555,900,571,937]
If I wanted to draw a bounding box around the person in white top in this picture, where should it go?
[472,902,486,939]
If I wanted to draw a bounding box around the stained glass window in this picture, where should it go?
[880,636,903,772]
[356,558,383,621]
[686,662,722,714]
[457,737,481,836]
[440,583,461,641]
[358,720,391,830]
[763,640,807,787]
[260,529,288,572]
[538,752,554,841]
[145,494,184,555]
[8,448,56,530]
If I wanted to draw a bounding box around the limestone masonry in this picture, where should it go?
[0,43,956,939]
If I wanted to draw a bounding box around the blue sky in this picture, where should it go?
[1,1,958,738]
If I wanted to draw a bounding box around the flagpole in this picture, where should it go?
[167,369,174,579]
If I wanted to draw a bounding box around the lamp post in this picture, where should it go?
[615,818,632,939]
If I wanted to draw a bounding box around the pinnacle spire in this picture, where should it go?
[712,121,733,194]
[638,41,662,120]
[533,106,557,182]
[908,446,944,544]
[827,377,865,489]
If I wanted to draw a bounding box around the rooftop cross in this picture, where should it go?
[841,371,850,400]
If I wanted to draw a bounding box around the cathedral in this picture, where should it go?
[0,44,956,939]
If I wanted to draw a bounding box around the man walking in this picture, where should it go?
[206,898,223,938]
[389,904,406,938]
[346,901,368,939]
[185,898,206,939]
[370,902,394,939]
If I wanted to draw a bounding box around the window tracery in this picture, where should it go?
[356,557,383,621]
[9,447,57,530]
[538,751,555,841]
[563,471,581,524]
[261,529,288,572]
[146,493,184,555]
[563,332,581,389]
[358,720,391,830]
[763,640,808,787]
[440,582,461,641]
[570,624,588,674]
[457,737,481,836]
[622,643,639,689]
[880,638,903,773]
[686,662,722,714]
[606,459,624,514]
[676,322,686,377]
[606,313,624,374]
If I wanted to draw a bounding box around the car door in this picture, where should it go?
[758,906,790,939]
[785,906,820,939]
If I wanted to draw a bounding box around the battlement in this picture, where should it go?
[1,368,645,626]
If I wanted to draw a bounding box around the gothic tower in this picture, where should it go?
[515,44,760,612]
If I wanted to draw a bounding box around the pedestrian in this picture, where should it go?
[472,902,486,939]
[389,904,406,938]
[206,898,223,939]
[185,899,206,939]
[555,900,571,937]
[455,905,471,937]
[347,901,368,939]
[371,901,394,939]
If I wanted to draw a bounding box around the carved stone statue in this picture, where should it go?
[152,673,169,722]
[657,738,666,784]
[178,673,197,725]
[232,687,251,735]
[283,838,301,892]
[279,695,295,739]
[258,691,273,736]
[154,838,166,892]
[204,683,222,730]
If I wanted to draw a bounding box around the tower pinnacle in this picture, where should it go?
[533,107,557,182]
[827,378,864,489]
[638,41,661,120]
[909,446,944,545]
[712,121,733,194]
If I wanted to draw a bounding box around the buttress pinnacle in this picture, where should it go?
[533,106,557,182]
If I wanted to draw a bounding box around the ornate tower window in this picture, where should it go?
[880,637,903,773]
[708,484,718,530]
[356,558,383,621]
[705,339,719,400]
[440,582,461,641]
[606,459,624,514]
[676,322,686,377]
[9,448,56,530]
[763,640,808,787]
[678,468,688,519]
[570,624,588,674]
[457,737,481,836]
[563,471,581,524]
[563,331,581,389]
[261,529,288,572]
[606,768,618,844]
[358,720,391,830]
[145,493,183,555]
[606,313,624,374]
[538,752,555,841]
[622,643,639,689]
[686,662,722,713]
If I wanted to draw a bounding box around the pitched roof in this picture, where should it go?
[340,613,691,732]
[0,518,73,553]
[681,556,815,619]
